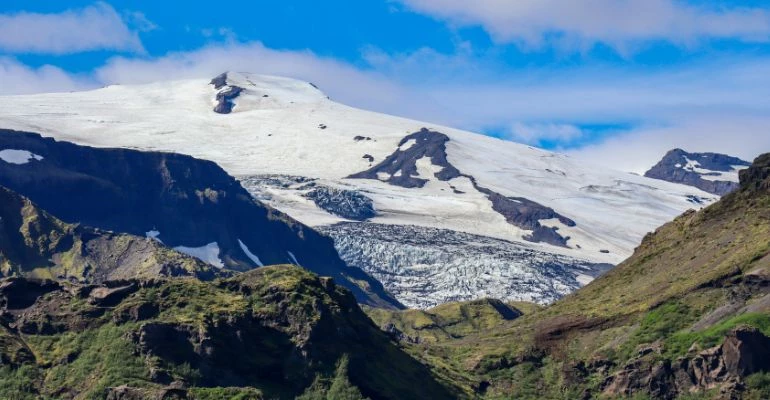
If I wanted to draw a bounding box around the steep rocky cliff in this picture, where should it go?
[0,129,400,308]
[0,186,223,282]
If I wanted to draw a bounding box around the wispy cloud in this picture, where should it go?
[568,116,770,174]
[395,0,770,51]
[0,58,94,95]
[0,2,145,54]
[93,42,438,118]
[508,122,584,145]
[1,38,768,172]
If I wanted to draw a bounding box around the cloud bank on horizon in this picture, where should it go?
[0,1,769,173]
[396,0,770,50]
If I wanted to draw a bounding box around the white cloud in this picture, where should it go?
[94,42,450,120]
[0,2,144,54]
[91,45,770,171]
[568,116,770,174]
[1,39,769,172]
[124,11,157,33]
[0,58,95,95]
[509,122,584,145]
[396,0,770,50]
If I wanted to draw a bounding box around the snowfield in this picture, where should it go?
[0,149,43,165]
[0,72,719,307]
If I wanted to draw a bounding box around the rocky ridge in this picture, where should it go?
[645,149,751,195]
[0,129,400,308]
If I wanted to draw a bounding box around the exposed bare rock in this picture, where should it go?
[347,128,460,188]
[87,283,137,306]
[603,327,770,399]
[347,128,577,247]
[645,149,750,195]
[740,153,770,191]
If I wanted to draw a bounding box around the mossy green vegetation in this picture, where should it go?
[24,324,148,399]
[365,298,523,343]
[0,265,454,399]
[665,313,770,357]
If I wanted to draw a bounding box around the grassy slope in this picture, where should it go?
[391,155,770,399]
[365,298,525,344]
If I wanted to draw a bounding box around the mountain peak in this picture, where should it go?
[645,148,751,195]
[209,71,327,114]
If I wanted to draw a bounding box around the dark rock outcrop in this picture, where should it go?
[347,128,576,247]
[472,187,576,247]
[602,327,770,399]
[209,72,228,90]
[645,149,750,195]
[739,153,770,191]
[210,72,244,114]
[348,128,461,188]
[213,86,243,114]
[0,129,401,308]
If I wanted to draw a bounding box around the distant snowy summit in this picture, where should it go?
[645,149,751,196]
[209,71,328,114]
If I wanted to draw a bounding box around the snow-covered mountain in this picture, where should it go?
[0,72,718,308]
[645,148,751,195]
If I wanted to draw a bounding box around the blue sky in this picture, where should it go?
[1,1,770,171]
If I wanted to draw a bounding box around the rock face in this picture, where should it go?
[645,149,751,195]
[602,327,770,399]
[348,128,461,188]
[0,266,454,399]
[0,186,224,282]
[0,129,400,308]
[739,153,770,191]
[210,72,244,114]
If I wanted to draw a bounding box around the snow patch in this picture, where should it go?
[174,242,224,268]
[238,239,263,267]
[414,156,442,179]
[287,251,300,265]
[683,157,746,183]
[145,230,162,243]
[0,149,43,165]
[576,274,594,285]
[398,138,417,151]
[699,165,747,183]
